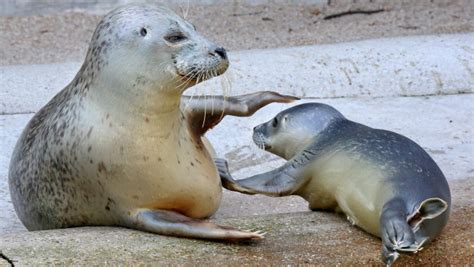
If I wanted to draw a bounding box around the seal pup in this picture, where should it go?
[9,4,298,240]
[216,103,451,263]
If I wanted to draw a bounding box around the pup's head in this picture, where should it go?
[253,103,345,159]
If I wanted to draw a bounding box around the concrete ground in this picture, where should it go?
[1,1,473,266]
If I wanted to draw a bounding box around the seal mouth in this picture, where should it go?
[176,66,224,83]
[175,57,229,84]
[253,132,270,151]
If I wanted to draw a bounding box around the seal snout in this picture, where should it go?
[209,45,229,75]
[209,45,227,60]
[252,125,271,150]
[214,47,227,59]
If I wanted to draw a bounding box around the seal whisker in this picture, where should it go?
[179,68,203,110]
[176,69,198,90]
[212,69,218,115]
[183,0,191,19]
[183,67,206,109]
[218,72,231,121]
[201,72,208,128]
[179,74,200,111]
[194,72,204,110]
[210,69,217,115]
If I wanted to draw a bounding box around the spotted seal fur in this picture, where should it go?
[9,3,297,240]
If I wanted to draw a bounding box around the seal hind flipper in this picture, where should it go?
[183,91,299,135]
[381,197,448,263]
[127,209,264,241]
[407,197,448,232]
[380,198,431,265]
[215,158,306,197]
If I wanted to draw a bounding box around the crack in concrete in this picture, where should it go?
[0,251,15,267]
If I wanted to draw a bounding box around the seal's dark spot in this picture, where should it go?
[140,27,147,37]
[105,197,115,211]
[98,162,107,173]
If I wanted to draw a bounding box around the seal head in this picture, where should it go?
[253,103,344,159]
[79,4,228,101]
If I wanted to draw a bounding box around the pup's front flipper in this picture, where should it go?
[215,158,306,197]
[215,158,259,195]
[183,91,299,135]
[126,209,264,241]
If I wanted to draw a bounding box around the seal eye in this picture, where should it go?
[165,33,187,43]
[272,118,278,127]
[140,28,147,37]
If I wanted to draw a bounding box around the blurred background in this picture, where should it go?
[1,0,473,65]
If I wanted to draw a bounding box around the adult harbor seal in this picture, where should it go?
[8,4,297,240]
[216,103,451,264]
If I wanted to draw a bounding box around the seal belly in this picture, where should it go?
[97,125,222,220]
[304,151,392,236]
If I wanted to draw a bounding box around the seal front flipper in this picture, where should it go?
[215,158,259,195]
[182,91,299,135]
[126,209,264,241]
[215,158,308,197]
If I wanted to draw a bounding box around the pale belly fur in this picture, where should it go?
[296,151,394,236]
[80,110,222,219]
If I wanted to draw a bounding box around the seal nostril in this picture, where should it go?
[214,47,227,59]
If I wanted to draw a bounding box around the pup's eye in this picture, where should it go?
[272,118,278,127]
[140,28,147,37]
[165,32,187,43]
